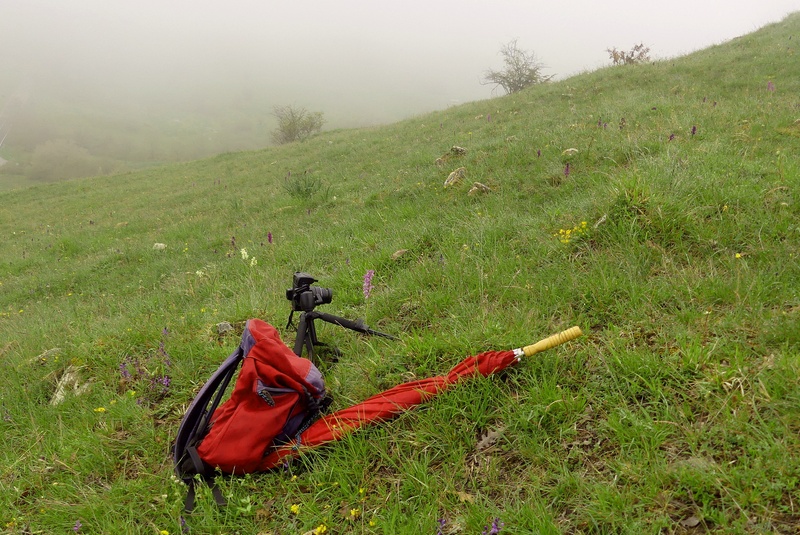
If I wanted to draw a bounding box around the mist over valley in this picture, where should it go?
[1,1,796,187]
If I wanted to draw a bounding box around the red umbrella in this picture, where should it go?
[259,326,582,470]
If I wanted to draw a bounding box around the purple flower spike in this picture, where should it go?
[363,270,375,299]
[691,125,697,137]
[537,149,541,158]
[564,163,570,178]
[151,375,171,396]
[267,232,273,244]
[767,80,776,92]
[482,517,504,534]
[669,133,676,142]
[73,520,82,532]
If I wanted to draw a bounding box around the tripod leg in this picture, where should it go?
[304,323,315,362]
[293,313,308,356]
[308,317,319,347]
[297,313,319,364]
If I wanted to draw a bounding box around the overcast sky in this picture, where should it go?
[3,0,799,127]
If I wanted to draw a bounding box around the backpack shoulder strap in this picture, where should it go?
[173,345,244,480]
[174,321,258,476]
[173,321,261,512]
[175,348,243,512]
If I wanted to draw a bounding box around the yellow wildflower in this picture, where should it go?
[313,525,327,534]
[94,407,106,413]
[290,503,300,515]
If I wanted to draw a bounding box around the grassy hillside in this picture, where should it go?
[1,14,798,534]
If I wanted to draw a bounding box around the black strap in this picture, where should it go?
[182,444,230,512]
[211,484,227,506]
[184,480,197,512]
[187,446,206,477]
[183,475,228,512]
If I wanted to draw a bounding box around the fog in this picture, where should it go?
[1,0,798,179]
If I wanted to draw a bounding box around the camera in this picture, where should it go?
[286,272,333,312]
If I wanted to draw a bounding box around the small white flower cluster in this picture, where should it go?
[240,248,257,267]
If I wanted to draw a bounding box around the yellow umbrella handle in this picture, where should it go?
[515,326,583,358]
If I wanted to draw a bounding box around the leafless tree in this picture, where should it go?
[271,105,325,145]
[482,39,553,95]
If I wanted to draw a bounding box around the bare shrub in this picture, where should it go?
[271,105,325,145]
[607,44,651,66]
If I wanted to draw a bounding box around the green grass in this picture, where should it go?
[1,14,799,534]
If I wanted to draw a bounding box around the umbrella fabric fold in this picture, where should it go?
[260,349,517,470]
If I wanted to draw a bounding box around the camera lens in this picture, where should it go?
[312,286,333,305]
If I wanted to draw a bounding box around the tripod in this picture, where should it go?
[287,309,397,364]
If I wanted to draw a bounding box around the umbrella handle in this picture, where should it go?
[516,326,583,358]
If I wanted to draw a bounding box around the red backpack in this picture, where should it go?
[173,319,329,510]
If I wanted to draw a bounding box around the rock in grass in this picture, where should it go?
[217,322,234,336]
[435,145,467,167]
[444,167,466,188]
[679,516,702,528]
[50,365,90,406]
[468,182,492,195]
[152,243,167,251]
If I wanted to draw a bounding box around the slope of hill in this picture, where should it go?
[0,14,798,534]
